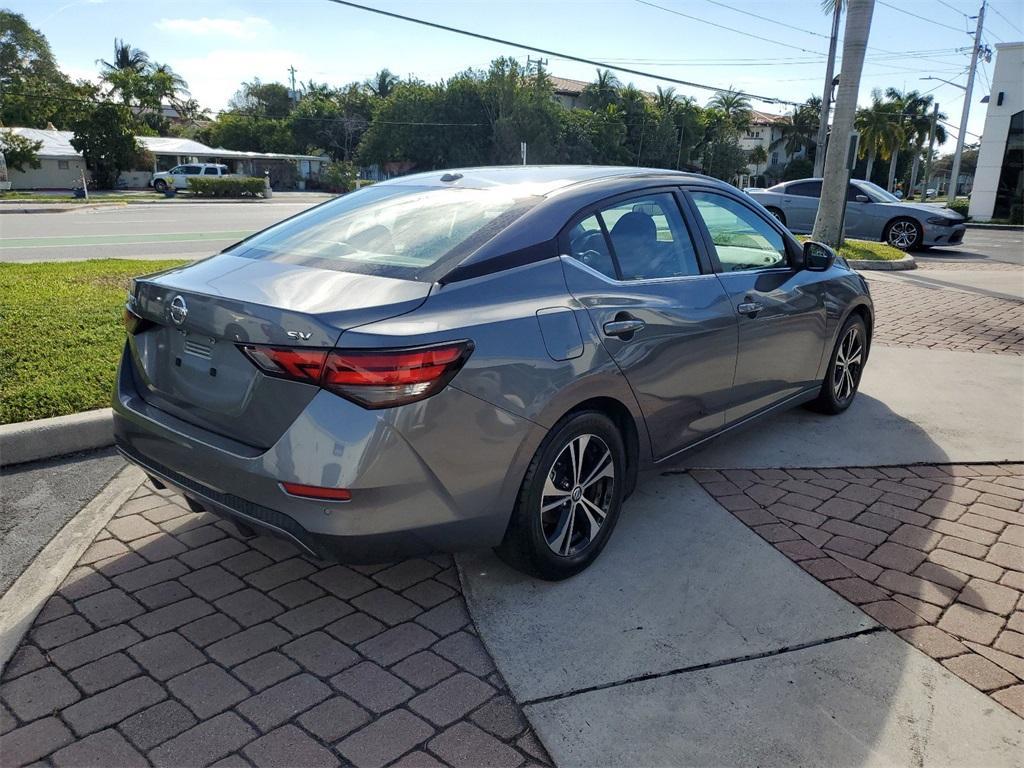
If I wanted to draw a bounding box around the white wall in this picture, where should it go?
[969,42,1024,221]
[9,157,88,189]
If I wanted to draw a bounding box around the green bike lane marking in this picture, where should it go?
[0,230,253,249]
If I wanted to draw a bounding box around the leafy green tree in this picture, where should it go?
[229,80,294,117]
[748,144,769,181]
[70,104,142,189]
[0,11,97,128]
[203,113,296,154]
[0,130,43,171]
[771,103,818,158]
[289,84,373,161]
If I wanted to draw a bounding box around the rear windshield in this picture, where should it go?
[228,185,540,281]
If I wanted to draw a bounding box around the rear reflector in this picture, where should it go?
[281,482,352,501]
[240,340,473,409]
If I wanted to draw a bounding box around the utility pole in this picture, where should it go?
[288,65,298,102]
[922,103,939,200]
[947,0,985,204]
[814,1,843,178]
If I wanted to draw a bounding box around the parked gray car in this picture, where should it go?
[748,177,966,250]
[115,166,873,579]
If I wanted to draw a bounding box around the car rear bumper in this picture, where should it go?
[113,344,539,562]
[922,223,966,247]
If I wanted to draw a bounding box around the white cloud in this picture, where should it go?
[155,16,272,40]
[170,49,311,109]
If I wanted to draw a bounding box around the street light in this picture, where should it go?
[920,76,966,91]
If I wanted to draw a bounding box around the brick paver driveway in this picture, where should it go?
[694,464,1024,718]
[866,274,1024,355]
[0,482,549,768]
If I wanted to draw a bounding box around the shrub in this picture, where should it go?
[186,176,266,197]
[320,160,357,193]
[948,198,970,218]
[1009,204,1023,225]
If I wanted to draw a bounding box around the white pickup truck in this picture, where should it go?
[152,163,233,192]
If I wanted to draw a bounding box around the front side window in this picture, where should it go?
[230,184,539,280]
[170,166,183,174]
[182,165,201,175]
[690,191,788,272]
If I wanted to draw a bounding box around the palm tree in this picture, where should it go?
[855,91,903,182]
[771,105,819,159]
[812,0,875,247]
[365,69,399,99]
[748,144,769,183]
[886,89,946,196]
[98,39,149,75]
[655,86,677,114]
[707,88,752,132]
[150,62,188,95]
[582,69,621,111]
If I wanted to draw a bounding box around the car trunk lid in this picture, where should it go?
[126,255,431,448]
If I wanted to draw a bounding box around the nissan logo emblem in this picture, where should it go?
[170,295,188,325]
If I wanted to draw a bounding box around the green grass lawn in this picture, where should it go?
[0,259,187,424]
[797,236,905,261]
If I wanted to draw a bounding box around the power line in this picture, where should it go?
[877,1,970,32]
[988,3,1023,35]
[323,0,804,105]
[699,0,831,40]
[936,0,969,16]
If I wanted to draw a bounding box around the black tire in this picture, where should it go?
[809,315,868,415]
[884,217,923,251]
[495,411,626,581]
[153,179,168,193]
[766,207,787,226]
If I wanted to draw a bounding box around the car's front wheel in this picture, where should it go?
[496,411,626,580]
[884,217,922,250]
[153,179,168,193]
[809,315,867,414]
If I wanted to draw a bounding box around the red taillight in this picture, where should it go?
[281,482,352,501]
[239,340,473,409]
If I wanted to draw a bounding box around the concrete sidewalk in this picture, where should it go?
[460,475,1024,767]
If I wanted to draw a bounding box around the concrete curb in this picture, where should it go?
[0,195,336,214]
[1,408,114,467]
[0,204,120,214]
[847,254,916,271]
[965,222,1023,231]
[0,464,146,675]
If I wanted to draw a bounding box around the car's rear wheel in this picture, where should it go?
[766,207,786,226]
[496,411,625,581]
[809,315,867,414]
[884,217,922,250]
[153,179,168,193]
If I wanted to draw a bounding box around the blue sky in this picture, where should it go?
[12,0,1022,148]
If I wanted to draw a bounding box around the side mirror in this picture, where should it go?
[855,194,870,203]
[803,240,836,272]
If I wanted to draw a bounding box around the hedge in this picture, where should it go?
[186,176,266,197]
[948,198,970,218]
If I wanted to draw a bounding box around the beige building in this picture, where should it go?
[3,128,329,190]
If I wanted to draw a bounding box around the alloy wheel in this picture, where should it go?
[540,434,615,557]
[832,326,864,402]
[888,220,919,249]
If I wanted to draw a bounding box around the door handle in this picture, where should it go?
[603,318,646,338]
[737,301,764,316]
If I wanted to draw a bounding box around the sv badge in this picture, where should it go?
[286,330,312,341]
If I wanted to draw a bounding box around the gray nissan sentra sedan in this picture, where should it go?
[115,166,873,580]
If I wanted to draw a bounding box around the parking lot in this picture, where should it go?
[2,204,1022,766]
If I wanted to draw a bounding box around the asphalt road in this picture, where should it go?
[1,200,1020,264]
[0,196,329,263]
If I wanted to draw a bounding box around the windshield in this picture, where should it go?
[228,184,540,281]
[856,180,901,203]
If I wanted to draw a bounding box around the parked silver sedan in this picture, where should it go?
[748,178,966,250]
[115,166,873,580]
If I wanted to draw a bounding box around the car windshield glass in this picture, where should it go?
[228,185,540,281]
[857,180,900,203]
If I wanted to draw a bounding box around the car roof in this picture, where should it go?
[378,165,719,197]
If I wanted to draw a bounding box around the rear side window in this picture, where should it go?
[203,167,219,175]
[229,185,540,281]
[567,193,701,281]
[787,181,821,197]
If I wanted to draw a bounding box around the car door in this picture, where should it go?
[685,187,827,423]
[780,180,821,233]
[843,181,874,239]
[177,165,201,189]
[559,190,738,460]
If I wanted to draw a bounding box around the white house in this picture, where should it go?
[738,110,804,182]
[3,128,329,190]
[969,41,1024,222]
